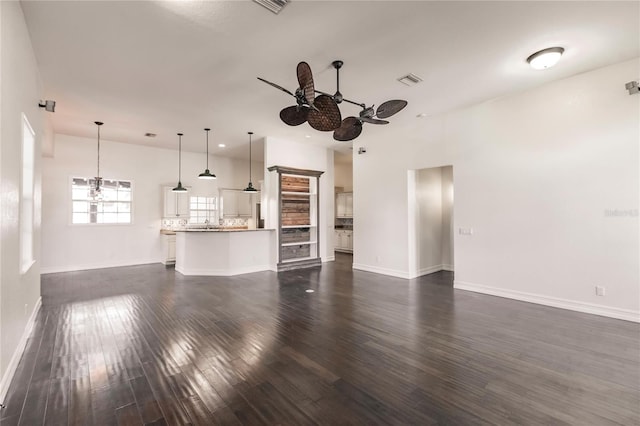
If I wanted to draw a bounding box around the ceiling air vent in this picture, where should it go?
[397,73,423,87]
[253,0,290,14]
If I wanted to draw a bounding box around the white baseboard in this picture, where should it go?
[175,264,273,277]
[40,259,159,274]
[352,263,410,279]
[0,297,42,404]
[323,256,336,263]
[442,264,454,272]
[410,264,448,279]
[454,280,640,323]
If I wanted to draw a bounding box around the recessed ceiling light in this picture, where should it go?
[305,135,311,139]
[305,289,315,293]
[144,133,156,137]
[218,143,226,148]
[527,47,564,70]
[416,113,428,118]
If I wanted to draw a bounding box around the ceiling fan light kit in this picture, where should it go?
[258,60,408,141]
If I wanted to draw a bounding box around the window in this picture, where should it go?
[21,114,35,273]
[189,196,217,224]
[71,178,132,224]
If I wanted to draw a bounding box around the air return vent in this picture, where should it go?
[253,0,290,14]
[397,73,423,86]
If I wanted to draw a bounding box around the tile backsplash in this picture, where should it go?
[336,218,353,228]
[161,217,248,230]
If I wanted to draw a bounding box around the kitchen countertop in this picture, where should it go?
[335,226,353,230]
[174,228,274,233]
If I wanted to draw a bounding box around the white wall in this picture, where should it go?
[0,1,50,400]
[264,136,335,262]
[441,166,454,268]
[41,134,263,273]
[334,160,353,192]
[355,58,639,322]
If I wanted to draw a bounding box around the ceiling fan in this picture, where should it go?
[257,60,407,141]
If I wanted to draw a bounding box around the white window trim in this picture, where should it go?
[68,176,135,226]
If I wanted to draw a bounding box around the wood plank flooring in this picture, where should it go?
[1,253,639,425]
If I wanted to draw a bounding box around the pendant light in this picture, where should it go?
[172,133,188,192]
[243,131,258,193]
[198,128,216,180]
[92,121,104,199]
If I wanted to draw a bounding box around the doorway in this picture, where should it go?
[408,166,454,278]
[334,150,353,256]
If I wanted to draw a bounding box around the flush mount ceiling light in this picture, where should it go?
[243,131,258,193]
[172,133,188,192]
[257,60,407,141]
[527,47,564,70]
[218,143,226,148]
[198,128,216,180]
[92,121,104,199]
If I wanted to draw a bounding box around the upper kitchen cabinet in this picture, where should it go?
[336,192,353,218]
[221,189,254,217]
[163,186,190,218]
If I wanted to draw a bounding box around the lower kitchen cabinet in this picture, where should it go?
[334,229,353,253]
[161,234,176,265]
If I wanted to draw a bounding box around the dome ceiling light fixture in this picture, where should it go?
[527,47,565,70]
[198,128,217,180]
[257,60,408,141]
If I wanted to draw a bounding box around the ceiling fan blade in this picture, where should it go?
[257,77,295,97]
[333,117,362,141]
[296,62,316,106]
[307,94,342,131]
[375,99,408,119]
[360,117,389,125]
[279,105,309,126]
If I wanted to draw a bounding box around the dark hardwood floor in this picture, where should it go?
[1,252,639,425]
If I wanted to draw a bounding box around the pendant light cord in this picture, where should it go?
[97,124,100,179]
[178,133,182,182]
[205,129,210,169]
[248,132,253,183]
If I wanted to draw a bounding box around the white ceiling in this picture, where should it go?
[21,1,639,161]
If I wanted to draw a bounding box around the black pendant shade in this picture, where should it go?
[172,133,188,192]
[198,128,216,180]
[244,131,258,193]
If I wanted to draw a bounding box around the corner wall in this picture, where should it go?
[0,1,49,401]
[354,58,639,321]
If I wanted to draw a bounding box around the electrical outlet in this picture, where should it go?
[595,286,606,296]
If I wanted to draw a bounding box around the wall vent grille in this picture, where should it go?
[253,0,290,14]
[397,73,423,86]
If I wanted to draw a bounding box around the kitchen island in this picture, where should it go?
[175,229,276,276]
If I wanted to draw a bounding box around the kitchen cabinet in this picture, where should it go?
[163,186,190,218]
[221,189,253,217]
[268,165,323,271]
[334,229,353,252]
[161,234,176,265]
[336,192,353,218]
